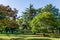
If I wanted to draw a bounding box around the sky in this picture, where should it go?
[0,0,60,17]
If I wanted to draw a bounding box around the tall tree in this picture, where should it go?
[22,4,37,30]
[30,12,58,34]
[37,4,59,16]
[0,4,19,33]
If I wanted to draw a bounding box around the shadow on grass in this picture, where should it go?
[0,38,24,40]
[26,39,51,40]
[0,38,51,40]
[10,38,24,40]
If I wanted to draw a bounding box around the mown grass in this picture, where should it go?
[0,34,60,40]
[26,39,51,40]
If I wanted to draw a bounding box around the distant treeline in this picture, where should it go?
[0,4,60,36]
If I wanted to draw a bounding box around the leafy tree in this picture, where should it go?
[0,4,18,19]
[22,4,37,30]
[37,4,59,16]
[56,14,60,33]
[30,12,58,34]
[0,4,19,33]
[37,8,42,14]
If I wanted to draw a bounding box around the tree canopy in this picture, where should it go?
[0,4,60,35]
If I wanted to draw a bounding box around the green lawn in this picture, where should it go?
[0,34,60,40]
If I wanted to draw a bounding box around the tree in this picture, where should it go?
[0,4,19,33]
[22,4,37,30]
[56,14,60,33]
[30,12,58,34]
[0,4,18,19]
[37,4,59,16]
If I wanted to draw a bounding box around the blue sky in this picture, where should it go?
[0,0,60,17]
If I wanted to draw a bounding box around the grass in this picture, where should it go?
[26,39,51,40]
[0,34,60,40]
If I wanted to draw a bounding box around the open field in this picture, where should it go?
[0,34,60,40]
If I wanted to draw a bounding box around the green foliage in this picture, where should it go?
[0,12,5,19]
[0,4,19,33]
[30,12,58,34]
[17,4,60,35]
[0,3,60,36]
[22,4,37,22]
[37,4,59,16]
[21,4,37,30]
